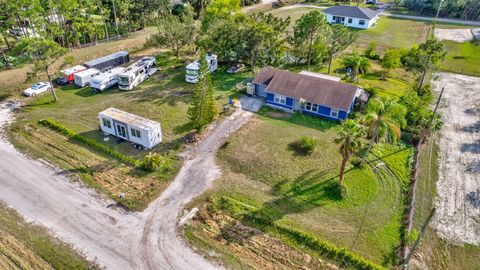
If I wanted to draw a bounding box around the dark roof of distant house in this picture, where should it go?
[323,6,379,19]
[253,67,359,111]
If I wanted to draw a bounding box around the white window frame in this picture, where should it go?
[102,118,111,128]
[359,19,366,25]
[304,102,318,113]
[131,128,142,138]
[331,109,339,118]
[274,94,286,105]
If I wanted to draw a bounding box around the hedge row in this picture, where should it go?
[220,196,385,270]
[38,119,141,167]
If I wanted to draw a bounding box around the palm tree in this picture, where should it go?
[334,120,366,188]
[363,97,407,156]
[342,53,370,81]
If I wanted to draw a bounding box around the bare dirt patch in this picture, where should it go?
[434,28,474,42]
[431,72,480,245]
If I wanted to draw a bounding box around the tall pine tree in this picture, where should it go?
[188,52,218,130]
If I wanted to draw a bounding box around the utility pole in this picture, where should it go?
[402,208,436,270]
[432,0,445,34]
[427,87,445,130]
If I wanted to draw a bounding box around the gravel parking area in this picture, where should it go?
[431,72,480,245]
[434,28,474,42]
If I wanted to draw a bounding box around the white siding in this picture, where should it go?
[325,13,378,29]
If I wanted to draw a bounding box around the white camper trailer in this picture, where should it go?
[90,67,125,92]
[74,68,100,87]
[98,108,162,149]
[117,56,157,90]
[185,54,218,83]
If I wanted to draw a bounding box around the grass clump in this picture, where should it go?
[141,152,169,172]
[291,136,317,155]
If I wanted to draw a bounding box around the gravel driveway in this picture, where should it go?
[431,73,480,245]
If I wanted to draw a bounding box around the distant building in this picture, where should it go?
[252,68,368,121]
[323,6,380,29]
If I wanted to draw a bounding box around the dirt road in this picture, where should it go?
[431,73,480,245]
[0,98,259,269]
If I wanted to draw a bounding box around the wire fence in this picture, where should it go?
[70,33,132,50]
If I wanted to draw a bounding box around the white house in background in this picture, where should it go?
[98,108,162,149]
[323,6,380,29]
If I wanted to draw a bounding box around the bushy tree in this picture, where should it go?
[326,24,356,74]
[152,15,197,58]
[291,10,329,69]
[381,48,402,79]
[363,41,379,60]
[201,0,240,31]
[187,52,218,130]
[416,38,446,89]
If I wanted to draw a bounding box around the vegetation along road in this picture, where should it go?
[0,98,260,269]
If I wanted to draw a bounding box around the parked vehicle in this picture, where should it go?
[90,67,125,92]
[74,68,100,87]
[117,57,157,90]
[23,82,51,97]
[84,51,129,72]
[227,63,245,74]
[365,0,378,4]
[185,53,218,83]
[57,65,87,85]
[98,107,162,149]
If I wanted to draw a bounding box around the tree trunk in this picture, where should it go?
[338,157,348,187]
[418,68,427,91]
[2,34,10,49]
[46,69,58,102]
[307,32,313,70]
[365,126,378,157]
[328,53,333,74]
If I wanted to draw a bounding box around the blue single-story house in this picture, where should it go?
[252,68,367,121]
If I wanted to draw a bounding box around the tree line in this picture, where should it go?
[400,0,480,20]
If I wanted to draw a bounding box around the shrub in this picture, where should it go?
[364,41,380,60]
[292,136,317,155]
[141,153,166,172]
[350,157,364,168]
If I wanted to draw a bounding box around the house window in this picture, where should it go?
[332,16,336,20]
[102,118,111,128]
[274,94,286,105]
[131,128,141,138]
[305,102,318,112]
[348,18,353,23]
[359,19,365,25]
[331,109,339,118]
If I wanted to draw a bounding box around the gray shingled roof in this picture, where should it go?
[323,6,379,19]
[254,67,358,111]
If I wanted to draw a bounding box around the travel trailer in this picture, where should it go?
[90,67,125,92]
[57,65,87,85]
[185,54,218,83]
[98,108,162,149]
[84,51,129,72]
[117,56,157,90]
[74,68,100,87]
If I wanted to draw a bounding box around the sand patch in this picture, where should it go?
[434,28,473,42]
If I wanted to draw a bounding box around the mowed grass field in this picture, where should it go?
[440,40,480,76]
[8,52,250,210]
[189,107,413,267]
[0,203,95,270]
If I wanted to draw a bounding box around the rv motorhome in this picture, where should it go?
[98,107,162,149]
[90,67,125,92]
[117,56,157,90]
[57,65,87,85]
[185,54,218,83]
[84,51,129,72]
[74,68,100,87]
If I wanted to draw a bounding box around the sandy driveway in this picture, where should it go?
[0,97,260,269]
[431,73,480,245]
[434,28,474,42]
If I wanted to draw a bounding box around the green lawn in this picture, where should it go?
[8,52,250,210]
[190,107,413,267]
[440,41,480,76]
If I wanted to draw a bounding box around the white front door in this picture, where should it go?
[115,123,128,139]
